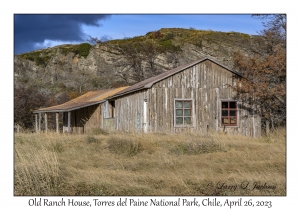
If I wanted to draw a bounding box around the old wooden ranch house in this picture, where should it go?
[34,57,261,137]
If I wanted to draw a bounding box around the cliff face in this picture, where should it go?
[14,28,255,95]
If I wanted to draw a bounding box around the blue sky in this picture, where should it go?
[83,14,264,39]
[14,14,265,54]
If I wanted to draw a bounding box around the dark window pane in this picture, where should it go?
[222,118,229,124]
[184,109,191,116]
[222,102,228,108]
[176,117,183,125]
[230,118,236,124]
[222,110,228,116]
[184,117,191,124]
[175,101,183,108]
[230,101,236,108]
[184,101,191,108]
[176,109,183,116]
[230,110,236,116]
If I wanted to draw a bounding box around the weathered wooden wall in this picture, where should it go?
[114,90,148,132]
[63,104,102,134]
[103,118,115,131]
[114,60,261,137]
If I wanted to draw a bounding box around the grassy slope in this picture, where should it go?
[14,129,286,196]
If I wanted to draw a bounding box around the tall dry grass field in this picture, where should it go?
[14,129,286,196]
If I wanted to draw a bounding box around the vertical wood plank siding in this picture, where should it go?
[62,104,102,134]
[114,90,148,132]
[114,60,261,137]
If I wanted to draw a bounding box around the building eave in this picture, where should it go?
[33,100,106,114]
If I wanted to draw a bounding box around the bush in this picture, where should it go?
[59,43,92,58]
[19,51,51,67]
[51,142,64,153]
[108,137,143,156]
[160,32,174,42]
[35,55,51,67]
[86,136,98,144]
[151,30,163,39]
[170,139,225,155]
[159,39,181,52]
[76,43,92,58]
[89,128,109,135]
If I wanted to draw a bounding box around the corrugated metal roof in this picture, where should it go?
[33,86,129,113]
[109,57,242,99]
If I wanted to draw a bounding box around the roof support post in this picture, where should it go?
[68,111,71,133]
[56,112,59,133]
[35,113,38,133]
[215,88,219,131]
[39,112,41,132]
[44,113,48,133]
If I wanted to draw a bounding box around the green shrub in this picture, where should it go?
[59,43,92,58]
[159,39,181,52]
[76,43,92,58]
[19,51,51,67]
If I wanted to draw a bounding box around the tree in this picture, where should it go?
[233,15,286,132]
[113,40,166,84]
[14,85,47,129]
[142,40,164,78]
[114,41,146,83]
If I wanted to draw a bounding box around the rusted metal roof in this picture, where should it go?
[33,86,129,113]
[109,57,242,99]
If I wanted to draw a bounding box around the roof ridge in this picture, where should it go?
[109,57,240,99]
[88,88,113,101]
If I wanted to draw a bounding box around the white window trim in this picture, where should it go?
[174,98,195,128]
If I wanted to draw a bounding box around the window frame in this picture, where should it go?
[174,98,194,127]
[220,100,238,127]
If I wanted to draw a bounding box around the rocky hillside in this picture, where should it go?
[14,28,256,96]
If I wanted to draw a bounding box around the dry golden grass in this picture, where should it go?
[14,128,286,196]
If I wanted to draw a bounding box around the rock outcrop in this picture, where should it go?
[14,28,255,95]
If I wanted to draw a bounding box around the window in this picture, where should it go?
[104,100,115,118]
[109,101,115,118]
[221,101,237,126]
[174,99,193,126]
